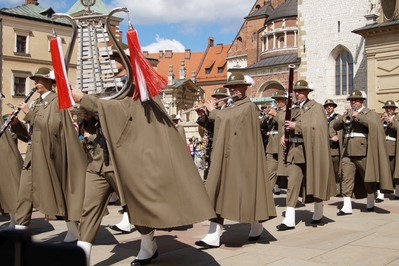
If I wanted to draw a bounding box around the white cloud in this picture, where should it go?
[141,34,185,53]
[109,0,249,30]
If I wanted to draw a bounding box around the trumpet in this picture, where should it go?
[260,104,278,118]
[343,105,356,130]
[381,114,394,128]
[183,93,241,114]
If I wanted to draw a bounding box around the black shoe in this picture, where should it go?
[118,209,124,214]
[311,219,322,224]
[276,223,295,231]
[337,210,352,216]
[335,193,343,197]
[248,235,261,241]
[394,196,399,200]
[273,191,281,195]
[375,198,384,203]
[108,200,119,206]
[367,207,374,212]
[131,250,158,266]
[109,224,131,234]
[194,240,220,248]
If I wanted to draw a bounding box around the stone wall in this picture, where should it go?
[298,0,369,113]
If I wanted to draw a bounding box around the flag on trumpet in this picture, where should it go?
[50,35,74,109]
[127,27,167,102]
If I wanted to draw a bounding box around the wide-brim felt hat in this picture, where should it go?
[223,72,252,87]
[346,90,366,100]
[272,90,287,99]
[29,67,55,81]
[323,99,337,108]
[293,80,313,91]
[212,87,230,97]
[382,100,397,108]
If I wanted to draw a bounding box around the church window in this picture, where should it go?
[335,50,353,95]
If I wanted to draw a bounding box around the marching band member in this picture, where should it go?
[277,80,335,230]
[260,90,287,195]
[333,90,393,215]
[0,93,23,228]
[375,100,399,202]
[196,87,231,180]
[10,67,86,242]
[324,99,343,196]
[71,54,215,265]
[195,72,276,247]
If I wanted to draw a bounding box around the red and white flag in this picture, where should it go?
[50,36,74,109]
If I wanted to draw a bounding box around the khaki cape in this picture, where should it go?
[0,116,23,214]
[13,93,86,220]
[206,97,277,223]
[80,94,216,228]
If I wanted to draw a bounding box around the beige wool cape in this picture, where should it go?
[0,116,23,214]
[80,94,216,229]
[12,92,87,220]
[206,97,277,223]
[284,100,336,203]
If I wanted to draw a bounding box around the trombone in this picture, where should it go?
[183,93,241,114]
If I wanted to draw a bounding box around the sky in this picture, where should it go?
[0,0,255,52]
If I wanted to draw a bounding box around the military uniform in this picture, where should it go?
[324,99,342,195]
[276,80,335,231]
[11,68,86,240]
[260,90,287,194]
[334,90,393,215]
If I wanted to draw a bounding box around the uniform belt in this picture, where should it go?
[269,130,279,135]
[344,132,368,138]
[386,136,396,141]
[289,136,304,143]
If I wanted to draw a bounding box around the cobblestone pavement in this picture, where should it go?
[2,191,399,265]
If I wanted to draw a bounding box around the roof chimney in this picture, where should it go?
[143,51,149,57]
[25,0,38,5]
[216,43,223,54]
[184,49,191,59]
[208,37,214,47]
[159,50,163,58]
[165,50,173,58]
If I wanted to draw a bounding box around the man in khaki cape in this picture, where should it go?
[71,84,215,265]
[10,68,86,241]
[334,90,393,215]
[277,80,335,231]
[195,72,276,248]
[260,90,288,195]
[0,94,23,228]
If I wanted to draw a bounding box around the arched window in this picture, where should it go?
[277,36,284,48]
[335,50,353,95]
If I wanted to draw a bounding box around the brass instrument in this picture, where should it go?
[183,93,241,114]
[51,1,133,100]
[260,104,278,119]
[382,114,394,128]
[343,105,356,130]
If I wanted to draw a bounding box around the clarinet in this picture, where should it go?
[0,88,37,138]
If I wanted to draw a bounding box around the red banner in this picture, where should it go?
[50,36,74,109]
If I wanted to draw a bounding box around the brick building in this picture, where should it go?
[227,0,299,106]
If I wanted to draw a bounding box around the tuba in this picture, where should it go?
[51,0,133,103]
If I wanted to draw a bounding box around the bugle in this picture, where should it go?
[183,93,241,114]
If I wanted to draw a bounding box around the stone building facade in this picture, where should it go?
[298,0,370,113]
